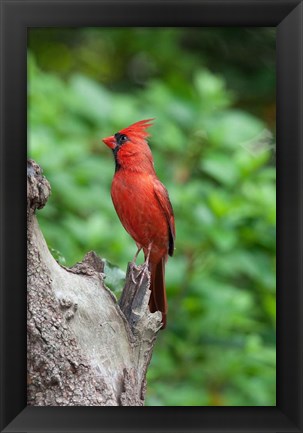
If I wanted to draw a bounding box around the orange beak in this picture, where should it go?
[102,135,116,150]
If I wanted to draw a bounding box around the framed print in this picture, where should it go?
[1,0,302,432]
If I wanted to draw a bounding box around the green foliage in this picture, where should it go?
[28,28,276,406]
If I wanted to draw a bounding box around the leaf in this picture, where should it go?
[202,152,239,186]
[103,260,126,296]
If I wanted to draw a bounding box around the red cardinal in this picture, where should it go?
[103,119,175,328]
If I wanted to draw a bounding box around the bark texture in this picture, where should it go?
[27,159,162,406]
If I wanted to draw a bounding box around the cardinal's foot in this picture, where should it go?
[128,262,139,285]
[136,243,152,286]
[128,262,149,287]
[137,261,150,287]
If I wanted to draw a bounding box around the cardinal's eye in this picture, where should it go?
[114,132,129,146]
[120,134,128,142]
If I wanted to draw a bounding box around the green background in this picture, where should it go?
[28,28,276,406]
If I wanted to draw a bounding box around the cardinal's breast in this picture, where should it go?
[111,170,169,256]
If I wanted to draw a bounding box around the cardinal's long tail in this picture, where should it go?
[149,258,167,329]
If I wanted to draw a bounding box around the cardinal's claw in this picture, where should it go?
[128,262,138,285]
[138,264,149,287]
[135,242,151,285]
[130,269,137,285]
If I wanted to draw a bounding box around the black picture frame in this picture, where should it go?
[1,0,302,432]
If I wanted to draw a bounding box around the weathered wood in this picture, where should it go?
[27,159,161,406]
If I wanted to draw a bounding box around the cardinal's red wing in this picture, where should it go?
[153,179,175,256]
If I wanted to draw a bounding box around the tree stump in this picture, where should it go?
[27,159,162,406]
